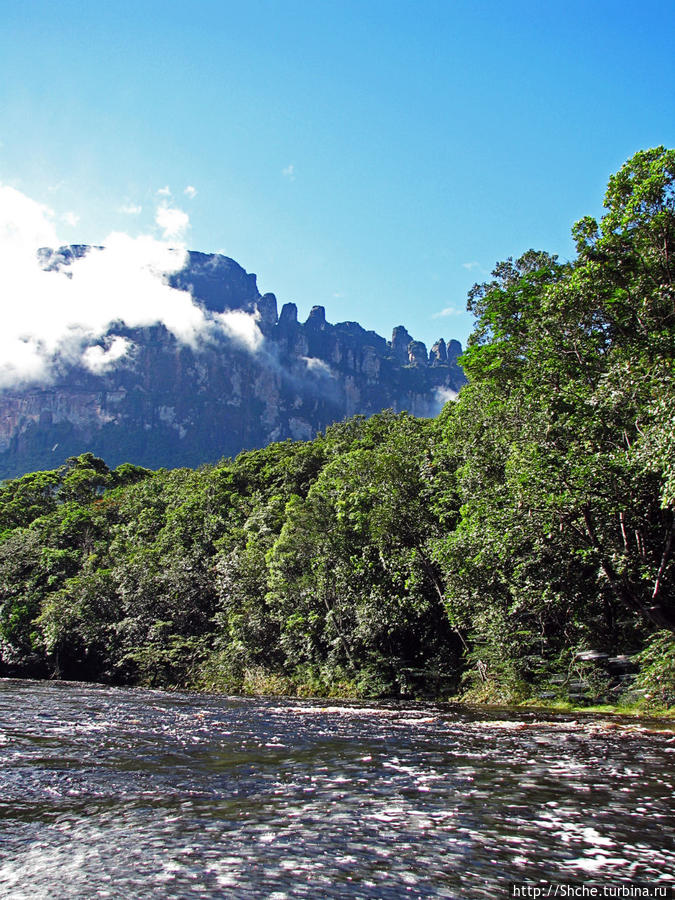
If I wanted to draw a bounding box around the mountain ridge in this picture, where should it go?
[0,247,465,478]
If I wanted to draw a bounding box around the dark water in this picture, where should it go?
[0,680,673,899]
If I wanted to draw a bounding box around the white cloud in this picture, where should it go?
[282,164,296,181]
[435,387,458,405]
[0,183,266,388]
[432,305,464,318]
[157,185,171,197]
[216,310,264,353]
[462,261,480,270]
[155,204,190,242]
[427,385,459,417]
[82,336,133,373]
[0,185,58,249]
[61,211,80,227]
[70,232,202,342]
[183,185,197,199]
[119,203,142,215]
[302,356,333,377]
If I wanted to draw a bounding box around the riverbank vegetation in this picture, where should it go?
[1,148,673,710]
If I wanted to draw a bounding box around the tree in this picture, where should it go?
[433,148,675,702]
[267,413,459,694]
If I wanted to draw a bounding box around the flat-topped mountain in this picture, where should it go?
[0,247,465,478]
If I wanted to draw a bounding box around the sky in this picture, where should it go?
[1,0,674,357]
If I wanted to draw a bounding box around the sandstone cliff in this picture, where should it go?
[0,248,465,478]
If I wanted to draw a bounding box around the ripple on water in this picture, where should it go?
[0,679,673,898]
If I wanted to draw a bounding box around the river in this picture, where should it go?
[0,679,673,898]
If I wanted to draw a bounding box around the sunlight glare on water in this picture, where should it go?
[0,679,673,899]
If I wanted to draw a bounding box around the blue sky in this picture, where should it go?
[1,0,673,351]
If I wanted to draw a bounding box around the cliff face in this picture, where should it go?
[0,248,465,478]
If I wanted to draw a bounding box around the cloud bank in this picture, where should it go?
[0,183,263,388]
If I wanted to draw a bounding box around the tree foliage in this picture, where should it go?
[0,149,673,705]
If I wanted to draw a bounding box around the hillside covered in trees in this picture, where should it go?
[1,148,673,708]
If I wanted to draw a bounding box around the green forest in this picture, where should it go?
[1,148,673,710]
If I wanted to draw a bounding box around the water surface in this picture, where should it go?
[1,679,673,898]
